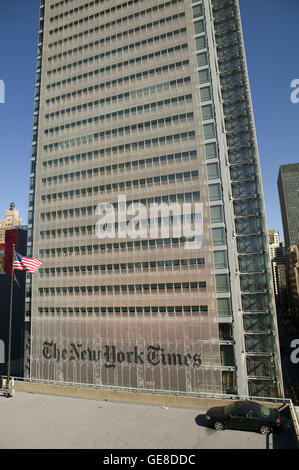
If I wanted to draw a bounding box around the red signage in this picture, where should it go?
[3,229,18,274]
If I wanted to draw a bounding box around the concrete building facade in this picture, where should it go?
[26,0,283,397]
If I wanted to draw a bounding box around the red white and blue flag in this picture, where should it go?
[13,252,43,274]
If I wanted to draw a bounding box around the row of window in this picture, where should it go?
[38,214,203,239]
[40,192,201,218]
[194,23,217,133]
[44,95,193,136]
[38,239,226,268]
[48,26,187,64]
[37,305,208,315]
[41,146,197,172]
[40,169,199,201]
[43,112,194,150]
[38,281,208,296]
[39,142,216,175]
[37,276,230,295]
[49,0,145,23]
[41,151,197,183]
[47,41,188,86]
[48,0,184,35]
[32,156,215,196]
[45,60,190,106]
[43,130,196,153]
[50,0,76,10]
[40,189,200,213]
[44,77,191,119]
[194,6,232,299]
[38,209,223,241]
[193,28,229,279]
[48,11,185,51]
[42,188,200,209]
[38,236,205,258]
[39,252,228,274]
[39,258,206,276]
[38,249,227,271]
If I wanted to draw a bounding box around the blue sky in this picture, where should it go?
[0,0,298,241]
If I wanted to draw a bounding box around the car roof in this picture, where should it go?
[234,400,263,409]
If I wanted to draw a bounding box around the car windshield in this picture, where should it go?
[224,402,271,417]
[256,404,271,417]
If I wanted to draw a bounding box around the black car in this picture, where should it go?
[205,400,280,435]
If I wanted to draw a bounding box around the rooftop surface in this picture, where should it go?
[0,390,297,450]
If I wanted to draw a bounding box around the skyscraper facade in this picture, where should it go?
[26,0,283,397]
[278,163,299,249]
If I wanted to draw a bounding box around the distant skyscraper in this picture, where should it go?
[267,228,288,308]
[268,228,280,261]
[26,0,283,397]
[278,163,299,248]
[0,203,22,244]
[268,228,280,298]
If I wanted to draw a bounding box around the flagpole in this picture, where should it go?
[6,243,15,397]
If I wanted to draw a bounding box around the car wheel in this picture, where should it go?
[214,421,225,431]
[260,425,272,436]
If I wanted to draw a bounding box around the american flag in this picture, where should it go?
[13,252,43,274]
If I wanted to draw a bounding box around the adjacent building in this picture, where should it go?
[268,228,281,262]
[26,0,283,397]
[278,163,299,249]
[0,204,27,377]
[277,164,299,324]
[274,245,288,310]
[286,245,299,327]
[267,229,288,309]
[0,244,4,272]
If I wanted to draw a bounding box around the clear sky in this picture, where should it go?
[0,0,298,241]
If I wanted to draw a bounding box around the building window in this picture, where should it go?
[210,205,224,224]
[216,274,230,293]
[197,52,208,67]
[207,162,219,179]
[209,183,221,201]
[205,142,217,159]
[214,251,228,269]
[203,123,216,140]
[198,69,209,84]
[193,5,203,19]
[212,227,225,246]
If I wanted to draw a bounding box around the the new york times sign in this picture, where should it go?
[42,342,202,368]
